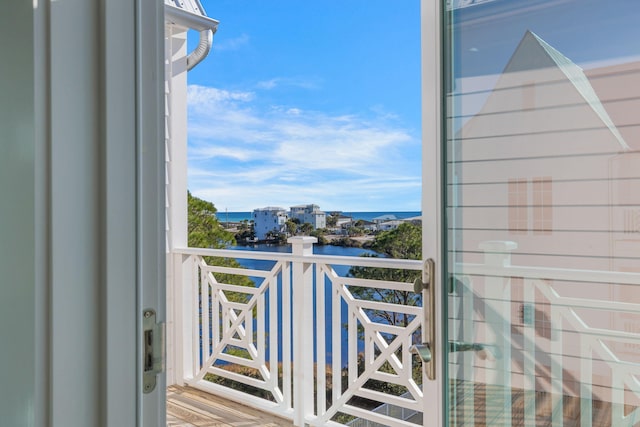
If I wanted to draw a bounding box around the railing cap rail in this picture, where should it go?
[173,246,423,269]
[459,262,640,285]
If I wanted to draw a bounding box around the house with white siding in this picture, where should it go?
[289,204,326,230]
[455,30,637,271]
[378,220,403,231]
[372,214,398,223]
[252,207,288,240]
[452,29,640,402]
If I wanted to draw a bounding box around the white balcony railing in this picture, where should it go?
[169,238,640,426]
[451,242,640,427]
[170,237,425,427]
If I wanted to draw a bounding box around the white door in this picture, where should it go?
[427,0,640,425]
[0,1,166,425]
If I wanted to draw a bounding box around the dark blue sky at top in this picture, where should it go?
[189,0,422,126]
[184,1,423,211]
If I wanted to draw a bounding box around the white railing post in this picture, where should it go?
[288,236,317,426]
[479,240,517,426]
[523,277,536,427]
[166,252,178,386]
[177,254,196,384]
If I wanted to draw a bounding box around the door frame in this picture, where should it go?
[136,0,167,424]
[421,0,445,426]
[0,1,166,425]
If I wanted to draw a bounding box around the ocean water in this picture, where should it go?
[218,210,421,223]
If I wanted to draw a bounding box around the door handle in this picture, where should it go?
[410,258,436,380]
[449,340,502,361]
[410,343,432,363]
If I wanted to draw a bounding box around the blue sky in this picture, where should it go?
[186,0,422,212]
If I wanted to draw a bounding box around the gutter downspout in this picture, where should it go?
[164,4,219,71]
[187,28,215,71]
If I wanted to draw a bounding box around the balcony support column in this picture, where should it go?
[289,236,317,426]
[165,24,189,386]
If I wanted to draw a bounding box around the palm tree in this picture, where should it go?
[285,220,298,236]
[300,222,314,235]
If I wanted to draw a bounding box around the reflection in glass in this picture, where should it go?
[444,1,640,425]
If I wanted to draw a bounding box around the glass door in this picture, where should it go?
[442,0,640,425]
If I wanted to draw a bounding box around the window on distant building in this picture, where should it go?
[508,179,528,234]
[624,209,640,234]
[532,177,552,234]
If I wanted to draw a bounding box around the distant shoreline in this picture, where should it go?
[235,234,375,248]
[219,210,421,224]
[225,210,421,248]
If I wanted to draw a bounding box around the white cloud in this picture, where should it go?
[255,77,320,91]
[256,79,278,90]
[186,84,421,211]
[189,146,259,161]
[187,85,254,104]
[213,33,250,51]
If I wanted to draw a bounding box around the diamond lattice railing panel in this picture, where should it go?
[179,250,424,425]
[315,263,424,426]
[190,257,286,405]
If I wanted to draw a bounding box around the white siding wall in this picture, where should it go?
[253,209,287,239]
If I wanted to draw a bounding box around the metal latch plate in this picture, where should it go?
[143,309,165,394]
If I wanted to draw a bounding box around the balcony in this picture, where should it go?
[165,238,640,426]
[167,237,425,426]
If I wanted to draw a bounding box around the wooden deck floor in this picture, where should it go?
[449,381,628,427]
[167,386,294,427]
[168,382,634,426]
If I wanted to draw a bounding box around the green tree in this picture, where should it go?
[371,222,421,260]
[300,222,314,235]
[348,222,422,326]
[310,228,328,245]
[235,219,255,242]
[326,213,339,228]
[285,219,298,236]
[188,191,235,248]
[265,230,288,245]
[187,191,253,293]
[347,226,365,237]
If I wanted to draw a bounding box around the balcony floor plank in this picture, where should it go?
[167,385,294,427]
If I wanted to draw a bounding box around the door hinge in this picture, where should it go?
[142,308,165,394]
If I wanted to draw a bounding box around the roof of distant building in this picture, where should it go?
[358,220,376,225]
[253,207,287,212]
[290,204,320,208]
[373,214,398,221]
[505,31,628,150]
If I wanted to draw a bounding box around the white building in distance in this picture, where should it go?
[372,214,398,223]
[253,207,288,240]
[290,204,326,230]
